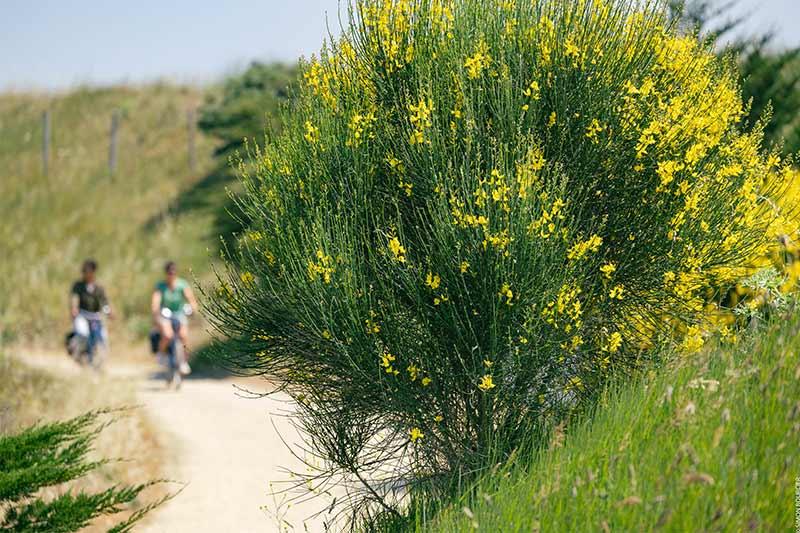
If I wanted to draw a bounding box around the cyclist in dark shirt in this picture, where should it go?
[69,259,113,365]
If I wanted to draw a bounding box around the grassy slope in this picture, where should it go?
[421,317,799,532]
[0,84,232,346]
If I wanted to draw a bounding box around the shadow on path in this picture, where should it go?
[141,165,246,253]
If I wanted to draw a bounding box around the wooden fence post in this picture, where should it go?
[109,110,120,177]
[42,110,50,177]
[187,108,196,173]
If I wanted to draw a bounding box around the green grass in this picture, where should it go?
[0,84,231,345]
[409,316,799,532]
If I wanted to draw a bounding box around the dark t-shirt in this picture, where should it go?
[71,281,108,313]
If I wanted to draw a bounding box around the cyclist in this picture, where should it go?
[151,261,198,375]
[69,259,112,366]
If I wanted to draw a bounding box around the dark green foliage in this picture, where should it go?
[198,62,298,155]
[736,39,800,153]
[0,410,168,532]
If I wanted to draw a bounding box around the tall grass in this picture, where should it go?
[410,312,800,531]
[0,85,221,345]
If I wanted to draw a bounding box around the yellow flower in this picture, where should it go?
[366,318,381,335]
[523,80,540,100]
[388,236,406,263]
[609,284,625,300]
[426,271,441,289]
[483,359,493,368]
[346,111,377,148]
[585,119,604,143]
[604,331,623,353]
[380,352,395,368]
[547,111,557,127]
[567,234,603,261]
[408,97,434,145]
[303,120,319,144]
[307,250,334,283]
[478,374,496,391]
[565,39,581,62]
[499,283,514,305]
[565,376,584,392]
[409,427,424,443]
[464,39,491,79]
[433,415,443,423]
[421,376,432,386]
[460,261,470,273]
[240,271,256,287]
[682,325,705,353]
[407,364,419,381]
[600,262,616,279]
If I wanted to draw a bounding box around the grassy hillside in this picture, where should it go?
[411,316,799,532]
[0,84,230,345]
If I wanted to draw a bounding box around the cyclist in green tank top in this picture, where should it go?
[151,261,198,374]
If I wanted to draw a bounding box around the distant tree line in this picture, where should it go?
[198,62,298,156]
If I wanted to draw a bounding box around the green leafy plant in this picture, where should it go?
[205,0,792,524]
[198,62,297,155]
[0,410,169,532]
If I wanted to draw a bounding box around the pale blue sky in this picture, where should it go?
[0,0,797,91]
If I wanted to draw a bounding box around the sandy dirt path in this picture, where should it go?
[19,352,336,532]
[138,374,334,533]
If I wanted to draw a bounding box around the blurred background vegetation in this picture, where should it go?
[198,61,297,157]
[678,0,800,153]
[0,63,296,348]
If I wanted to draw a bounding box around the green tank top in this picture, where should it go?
[156,279,188,314]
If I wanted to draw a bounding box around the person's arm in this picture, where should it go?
[99,286,114,319]
[151,290,162,319]
[69,292,79,319]
[183,285,199,314]
[69,292,80,318]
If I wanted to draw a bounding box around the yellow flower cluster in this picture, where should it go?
[307,250,334,284]
[388,236,407,263]
[408,97,434,145]
[567,234,603,261]
[528,195,566,239]
[541,283,583,333]
[346,111,377,148]
[464,39,491,79]
[303,120,320,144]
[478,374,495,391]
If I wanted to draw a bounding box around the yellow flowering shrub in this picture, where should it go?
[206,0,795,522]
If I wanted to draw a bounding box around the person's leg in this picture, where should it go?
[176,320,191,374]
[157,318,174,354]
[86,320,100,364]
[177,322,189,352]
[93,321,108,369]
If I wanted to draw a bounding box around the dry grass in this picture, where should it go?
[0,84,224,347]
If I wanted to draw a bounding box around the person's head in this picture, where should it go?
[164,261,177,283]
[81,259,98,282]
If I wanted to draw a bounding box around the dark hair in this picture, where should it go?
[82,259,98,273]
[164,261,176,273]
